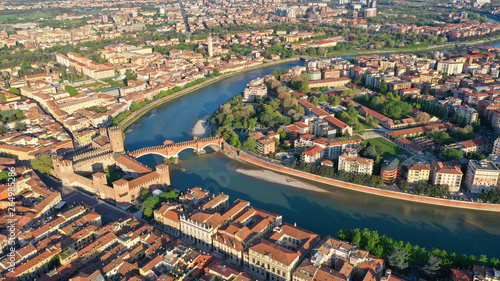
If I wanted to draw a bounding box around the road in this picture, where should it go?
[37,172,129,223]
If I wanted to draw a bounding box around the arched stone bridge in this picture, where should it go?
[129,136,224,159]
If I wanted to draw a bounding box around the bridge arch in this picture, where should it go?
[133,151,170,159]
[174,143,221,156]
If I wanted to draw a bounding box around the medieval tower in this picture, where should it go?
[53,156,75,186]
[108,127,125,153]
[156,164,171,186]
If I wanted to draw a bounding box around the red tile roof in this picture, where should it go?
[250,239,299,266]
[324,116,348,129]
[302,145,324,156]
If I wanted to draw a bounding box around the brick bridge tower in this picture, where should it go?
[108,127,125,153]
[53,156,74,186]
[156,164,170,186]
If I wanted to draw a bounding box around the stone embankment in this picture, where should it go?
[222,144,500,212]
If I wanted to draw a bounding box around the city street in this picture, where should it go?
[36,171,129,223]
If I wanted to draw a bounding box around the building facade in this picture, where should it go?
[338,150,374,176]
[431,161,463,192]
[464,160,500,193]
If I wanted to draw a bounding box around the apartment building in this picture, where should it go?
[381,158,400,183]
[454,104,479,125]
[492,138,500,155]
[245,239,299,281]
[338,149,374,176]
[407,163,431,185]
[436,60,464,75]
[257,137,276,155]
[301,145,324,163]
[154,202,181,236]
[431,161,463,192]
[464,159,500,193]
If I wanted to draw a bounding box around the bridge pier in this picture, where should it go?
[196,149,206,155]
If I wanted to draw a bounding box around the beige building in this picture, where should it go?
[212,206,282,265]
[58,96,103,114]
[492,138,500,155]
[0,144,37,160]
[56,53,115,79]
[407,164,431,185]
[180,199,250,250]
[308,77,350,88]
[436,61,464,75]
[464,160,500,193]
[257,138,276,155]
[154,202,181,236]
[301,145,324,164]
[338,149,374,176]
[243,84,267,101]
[431,161,463,192]
[244,239,300,281]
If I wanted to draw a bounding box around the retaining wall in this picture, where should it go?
[225,148,500,212]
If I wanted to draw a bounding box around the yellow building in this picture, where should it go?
[74,128,98,147]
[0,144,37,160]
[407,164,431,185]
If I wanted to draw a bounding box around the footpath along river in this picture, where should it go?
[124,56,500,257]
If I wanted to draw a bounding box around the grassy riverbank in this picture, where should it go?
[309,36,500,58]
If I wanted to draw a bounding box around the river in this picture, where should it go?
[124,59,500,257]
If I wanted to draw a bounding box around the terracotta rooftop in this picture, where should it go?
[249,239,299,266]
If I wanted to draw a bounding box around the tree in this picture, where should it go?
[14,122,25,131]
[441,148,463,161]
[318,47,327,57]
[229,133,241,148]
[423,255,442,277]
[242,136,258,152]
[31,155,53,174]
[379,79,388,94]
[354,123,365,133]
[125,69,137,81]
[363,145,378,159]
[401,181,409,191]
[0,125,6,134]
[388,246,408,271]
[310,96,319,106]
[352,229,361,246]
[416,112,431,124]
[142,190,149,201]
[328,95,341,106]
[159,190,179,202]
[382,101,412,119]
[213,68,220,76]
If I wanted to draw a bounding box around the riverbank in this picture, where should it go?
[305,35,500,58]
[222,146,500,213]
[234,168,328,193]
[118,57,299,131]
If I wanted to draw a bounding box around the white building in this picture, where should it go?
[338,149,374,176]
